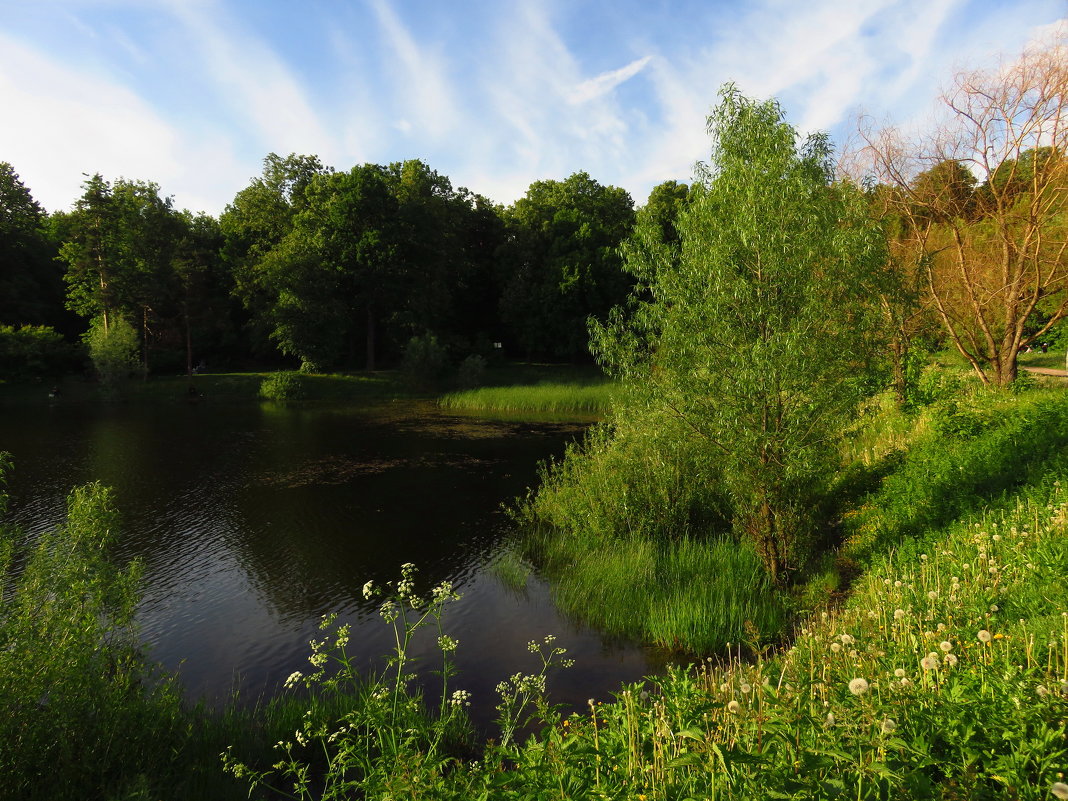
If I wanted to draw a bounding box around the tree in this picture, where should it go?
[860,33,1068,386]
[640,180,690,247]
[222,153,328,358]
[0,163,64,328]
[58,175,183,375]
[593,86,887,581]
[497,172,635,360]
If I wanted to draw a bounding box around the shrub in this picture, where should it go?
[82,316,139,394]
[259,371,305,401]
[455,353,487,389]
[401,333,448,388]
[0,325,81,380]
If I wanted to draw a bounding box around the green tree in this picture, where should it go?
[640,180,690,247]
[497,172,635,360]
[594,87,887,581]
[58,175,182,375]
[222,153,328,357]
[0,163,64,328]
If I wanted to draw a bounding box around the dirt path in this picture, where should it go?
[1021,365,1068,377]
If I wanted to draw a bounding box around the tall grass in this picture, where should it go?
[536,533,787,652]
[439,380,615,415]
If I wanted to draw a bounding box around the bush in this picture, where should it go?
[455,354,487,389]
[0,324,82,380]
[83,316,139,394]
[401,333,448,388]
[259,371,305,401]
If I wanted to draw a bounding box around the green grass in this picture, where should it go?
[533,532,787,652]
[1019,348,1068,371]
[439,380,615,415]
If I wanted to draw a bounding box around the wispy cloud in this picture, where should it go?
[367,0,459,141]
[162,0,334,159]
[568,56,652,105]
[0,33,182,212]
[1,0,1063,215]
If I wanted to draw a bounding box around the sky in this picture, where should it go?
[1,0,1065,216]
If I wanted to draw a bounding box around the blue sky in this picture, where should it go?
[1,0,1064,215]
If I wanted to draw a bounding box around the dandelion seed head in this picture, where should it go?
[928,591,938,600]
[840,633,855,646]
[727,700,741,714]
[825,712,835,726]
[831,643,842,653]
[1052,781,1068,800]
[894,668,906,678]
[881,718,897,734]
[945,653,958,666]
[740,683,752,694]
[848,678,869,696]
[940,641,953,652]
[921,655,939,671]
[978,629,993,643]
[894,609,906,620]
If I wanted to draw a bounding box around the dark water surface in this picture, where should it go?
[0,399,665,723]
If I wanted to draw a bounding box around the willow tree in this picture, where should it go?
[593,86,887,582]
[860,34,1068,386]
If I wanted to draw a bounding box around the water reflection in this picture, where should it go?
[0,399,667,722]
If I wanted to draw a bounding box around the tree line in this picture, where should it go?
[0,156,662,378]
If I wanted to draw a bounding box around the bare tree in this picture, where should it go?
[859,33,1068,386]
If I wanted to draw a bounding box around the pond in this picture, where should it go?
[0,398,666,725]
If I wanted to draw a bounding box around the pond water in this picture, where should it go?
[0,398,665,725]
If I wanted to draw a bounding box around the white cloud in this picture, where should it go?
[568,56,652,105]
[0,34,183,212]
[367,0,459,141]
[163,0,335,159]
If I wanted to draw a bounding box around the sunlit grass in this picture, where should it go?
[439,381,615,415]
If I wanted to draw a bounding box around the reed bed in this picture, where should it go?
[439,381,615,415]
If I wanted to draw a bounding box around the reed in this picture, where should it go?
[439,380,615,415]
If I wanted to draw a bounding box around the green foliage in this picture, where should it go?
[0,162,64,328]
[455,353,487,389]
[0,324,81,379]
[589,86,888,580]
[83,315,139,393]
[497,171,635,360]
[401,332,449,388]
[225,564,572,799]
[440,380,613,415]
[0,465,182,800]
[516,412,787,651]
[842,388,1068,564]
[258,370,305,401]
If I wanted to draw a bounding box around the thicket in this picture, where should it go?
[0,324,82,379]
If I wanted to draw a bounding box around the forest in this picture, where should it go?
[1,32,1067,801]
